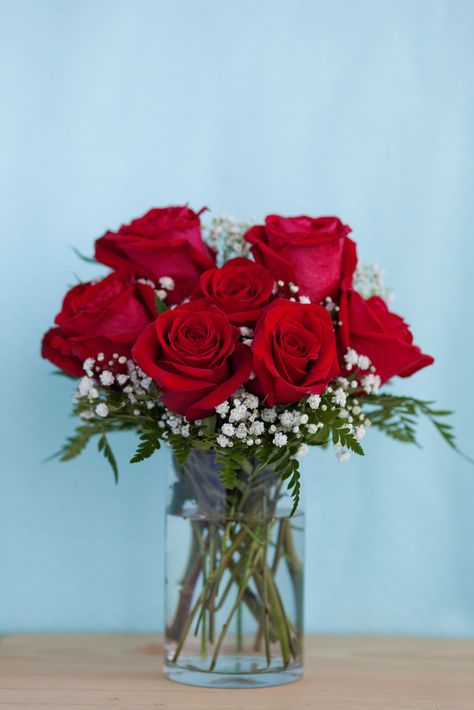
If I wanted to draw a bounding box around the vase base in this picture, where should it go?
[164,657,303,688]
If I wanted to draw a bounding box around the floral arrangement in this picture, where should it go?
[42,205,462,514]
[42,206,469,683]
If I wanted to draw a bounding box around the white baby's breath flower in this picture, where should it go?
[307,423,318,434]
[78,376,94,397]
[261,407,277,423]
[216,434,229,448]
[221,423,235,437]
[296,443,309,457]
[307,394,321,410]
[361,373,381,395]
[229,403,248,422]
[249,420,264,436]
[99,370,114,387]
[95,403,109,418]
[243,393,259,410]
[279,411,294,428]
[240,326,253,337]
[358,355,371,371]
[336,449,350,462]
[235,423,248,439]
[344,348,358,369]
[215,401,230,416]
[158,276,175,291]
[273,432,288,447]
[332,388,347,407]
[156,289,167,301]
[299,295,311,304]
[83,357,95,375]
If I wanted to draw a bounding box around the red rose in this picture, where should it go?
[251,299,340,406]
[245,214,356,304]
[42,272,156,377]
[196,257,275,326]
[132,300,252,420]
[338,289,434,383]
[95,206,216,304]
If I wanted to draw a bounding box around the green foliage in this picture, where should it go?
[98,434,119,482]
[307,395,365,456]
[130,428,161,464]
[169,435,193,466]
[51,353,468,513]
[364,394,472,462]
[58,428,92,461]
[50,370,79,380]
[71,246,98,264]
[215,450,244,489]
[155,293,170,314]
[277,456,301,516]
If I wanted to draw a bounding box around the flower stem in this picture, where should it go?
[209,542,260,671]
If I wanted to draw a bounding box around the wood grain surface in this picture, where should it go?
[0,634,473,710]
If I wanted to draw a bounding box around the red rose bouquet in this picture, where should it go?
[42,206,464,686]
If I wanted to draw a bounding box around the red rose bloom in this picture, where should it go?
[338,289,434,383]
[251,299,340,406]
[196,257,275,326]
[132,300,253,420]
[95,206,216,303]
[245,214,356,304]
[42,272,156,377]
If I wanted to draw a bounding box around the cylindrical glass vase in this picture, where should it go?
[164,449,304,688]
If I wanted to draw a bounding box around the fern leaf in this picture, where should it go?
[60,430,91,461]
[98,434,119,483]
[130,429,161,464]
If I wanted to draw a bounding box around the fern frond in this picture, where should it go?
[98,434,119,482]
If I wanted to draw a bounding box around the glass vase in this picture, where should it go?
[164,449,304,688]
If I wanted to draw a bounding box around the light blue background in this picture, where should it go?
[1,0,473,635]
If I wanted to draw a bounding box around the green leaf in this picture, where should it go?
[215,451,241,489]
[283,459,301,516]
[364,394,473,463]
[50,370,79,380]
[98,434,119,483]
[331,424,364,456]
[59,430,92,461]
[130,428,161,464]
[155,293,170,314]
[71,246,98,264]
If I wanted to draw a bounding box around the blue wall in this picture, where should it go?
[1,0,473,634]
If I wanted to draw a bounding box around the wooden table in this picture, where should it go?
[0,634,473,709]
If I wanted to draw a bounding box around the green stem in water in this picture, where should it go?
[209,543,260,671]
[262,517,271,667]
[236,605,243,652]
[208,523,216,645]
[263,564,291,667]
